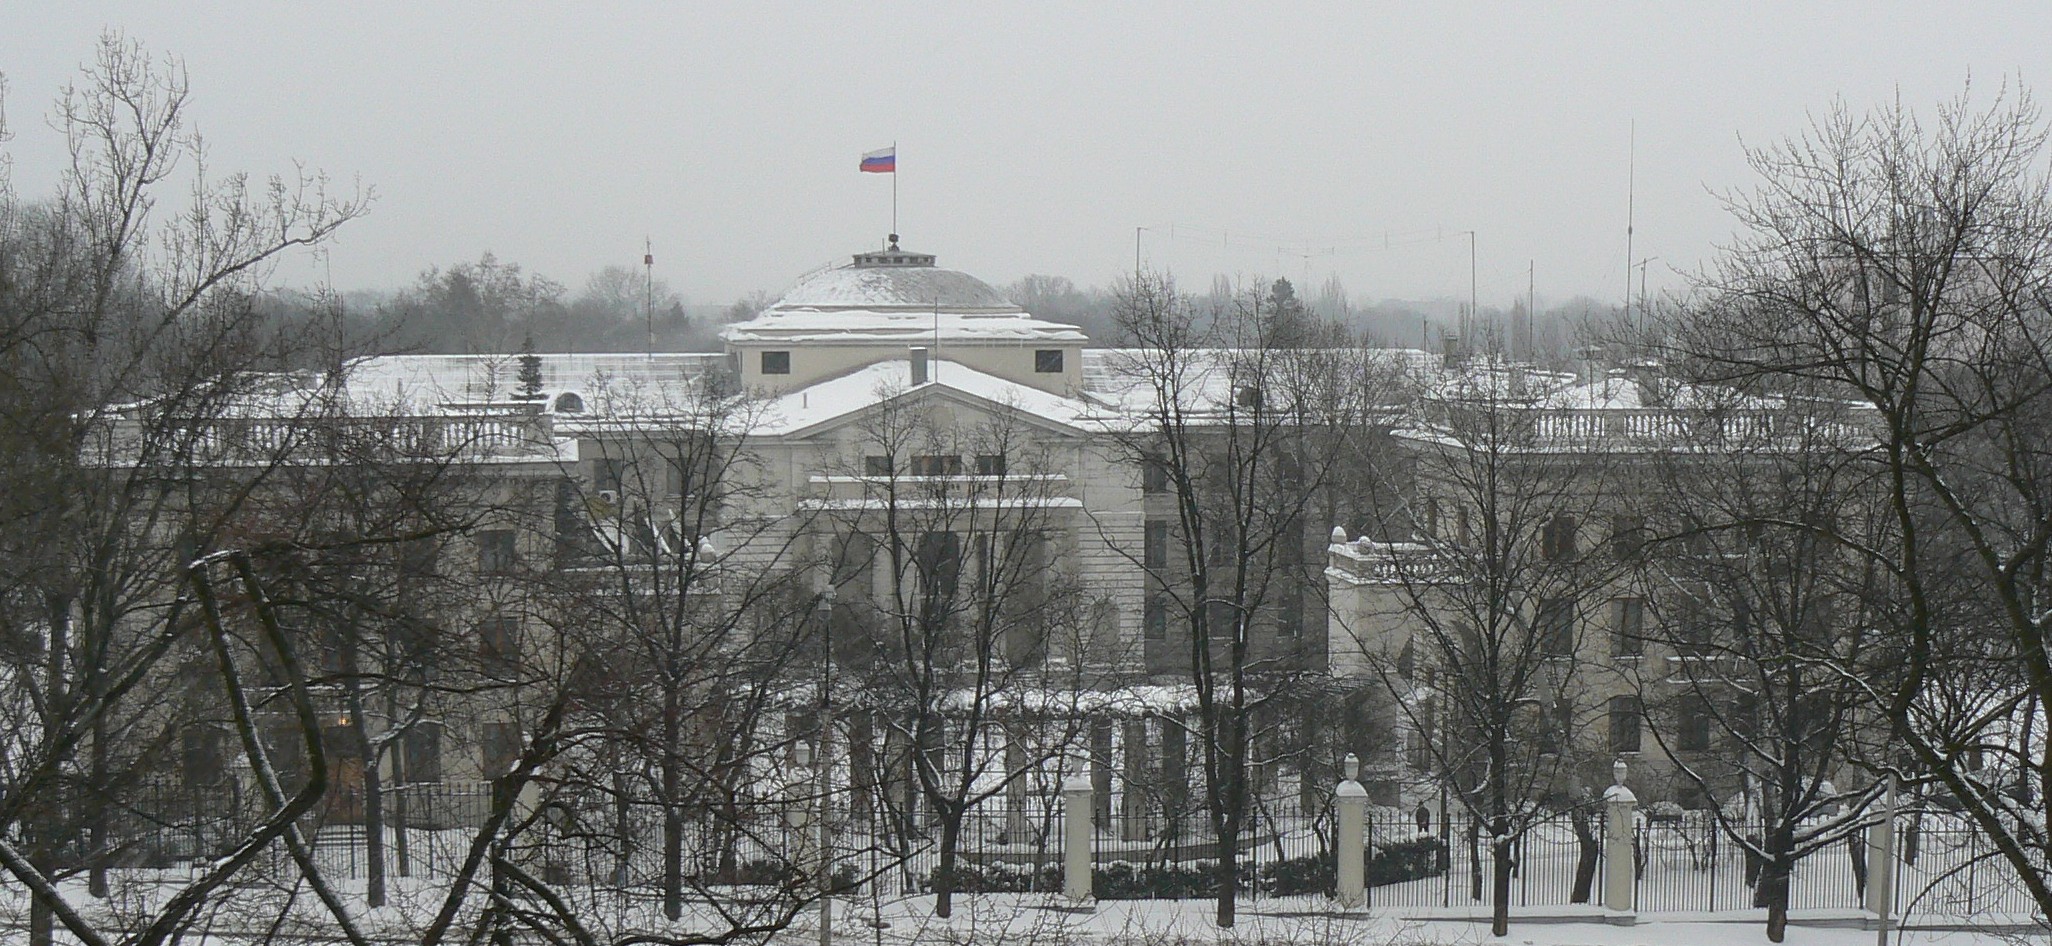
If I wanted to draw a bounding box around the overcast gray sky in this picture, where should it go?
[2,3,2045,311]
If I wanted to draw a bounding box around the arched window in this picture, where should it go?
[553,392,584,413]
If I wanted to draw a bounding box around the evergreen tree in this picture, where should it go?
[516,335,545,400]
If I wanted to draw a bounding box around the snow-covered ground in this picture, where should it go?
[800,894,2034,946]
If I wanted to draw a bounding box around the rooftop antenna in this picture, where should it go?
[1623,120,1637,324]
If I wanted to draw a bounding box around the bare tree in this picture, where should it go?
[821,385,1109,918]
[1659,84,2052,919]
[1343,355,1627,937]
[1107,272,1384,927]
[1622,386,1885,941]
[0,33,364,946]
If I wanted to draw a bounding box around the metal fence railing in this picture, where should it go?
[95,780,2052,921]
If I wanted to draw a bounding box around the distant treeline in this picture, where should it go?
[258,253,1621,365]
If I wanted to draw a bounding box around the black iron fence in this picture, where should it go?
[96,780,2047,919]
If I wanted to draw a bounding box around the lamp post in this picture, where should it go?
[814,588,836,946]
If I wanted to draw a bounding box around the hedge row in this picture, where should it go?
[935,836,1445,899]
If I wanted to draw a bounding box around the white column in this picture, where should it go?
[1063,775,1095,906]
[1335,753,1368,910]
[1602,758,1637,921]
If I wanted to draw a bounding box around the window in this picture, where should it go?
[552,392,584,413]
[1144,520,1170,570]
[1609,696,1642,753]
[1537,598,1577,658]
[760,350,791,374]
[591,457,624,495]
[1542,515,1579,562]
[404,723,444,783]
[1144,594,1168,640]
[911,454,962,476]
[1034,349,1064,373]
[1677,697,1712,752]
[864,455,893,476]
[915,531,962,600]
[1235,385,1263,409]
[1611,597,1645,657]
[479,614,521,664]
[975,453,1007,476]
[1141,455,1170,494]
[182,725,226,785]
[1205,599,1238,640]
[1609,515,1647,560]
[483,721,521,777]
[477,529,517,574]
[1424,498,1441,538]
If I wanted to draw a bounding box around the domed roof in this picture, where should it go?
[772,246,1018,311]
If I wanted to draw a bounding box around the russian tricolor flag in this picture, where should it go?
[859,146,896,173]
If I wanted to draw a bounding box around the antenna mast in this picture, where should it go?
[644,238,655,358]
[1624,120,1637,322]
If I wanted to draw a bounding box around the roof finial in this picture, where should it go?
[888,232,900,251]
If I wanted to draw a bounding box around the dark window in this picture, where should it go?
[1537,598,1577,658]
[1542,515,1579,562]
[1235,385,1263,409]
[480,614,521,664]
[911,454,962,476]
[1677,698,1712,752]
[404,723,444,783]
[1144,594,1168,640]
[760,351,791,374]
[1676,592,1714,656]
[1144,520,1170,570]
[1034,349,1064,373]
[915,531,962,600]
[553,392,584,413]
[399,537,440,580]
[864,455,892,476]
[483,721,521,777]
[975,454,1007,476]
[1610,515,1647,560]
[592,457,625,495]
[1141,455,1170,494]
[1205,598,1238,640]
[182,725,226,785]
[1609,696,1642,753]
[478,529,517,574]
[1612,597,1645,657]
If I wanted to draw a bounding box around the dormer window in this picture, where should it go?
[761,351,791,375]
[1035,350,1064,373]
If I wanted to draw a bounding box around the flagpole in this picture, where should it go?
[891,141,898,238]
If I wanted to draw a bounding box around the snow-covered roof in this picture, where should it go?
[722,246,1087,345]
[339,353,727,410]
[775,262,1016,310]
[722,308,1087,345]
[753,357,1102,436]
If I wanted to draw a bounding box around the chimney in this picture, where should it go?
[910,347,929,385]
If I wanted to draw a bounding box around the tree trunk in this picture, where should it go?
[1569,807,1598,903]
[933,810,962,918]
[1215,837,1238,927]
[662,686,683,920]
[1756,837,1792,943]
[363,759,386,907]
[1491,830,1513,937]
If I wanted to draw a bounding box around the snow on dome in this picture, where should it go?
[772,261,1017,311]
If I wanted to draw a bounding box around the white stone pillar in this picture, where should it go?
[1335,753,1368,910]
[1063,775,1095,906]
[1602,758,1637,922]
[1867,773,1897,929]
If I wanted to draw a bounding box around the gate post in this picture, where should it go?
[1063,775,1095,906]
[1603,758,1637,924]
[1335,753,1368,910]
